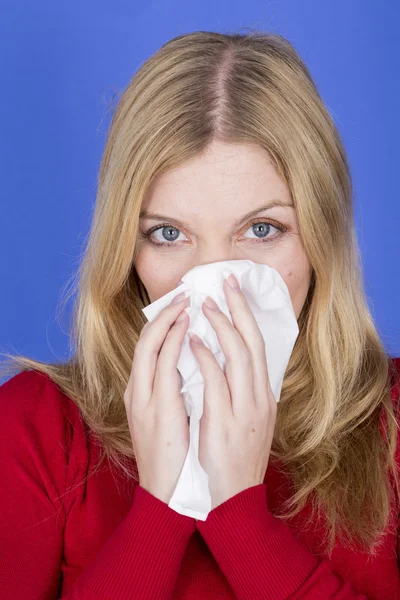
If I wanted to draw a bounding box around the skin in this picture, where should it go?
[135,140,313,319]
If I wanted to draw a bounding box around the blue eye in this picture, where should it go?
[151,225,183,244]
[243,221,277,240]
[141,219,287,248]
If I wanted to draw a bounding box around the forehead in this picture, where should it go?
[143,142,292,216]
[151,143,280,189]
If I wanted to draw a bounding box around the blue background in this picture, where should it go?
[1,1,399,379]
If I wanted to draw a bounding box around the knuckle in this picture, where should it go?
[256,335,266,351]
[130,394,147,418]
[269,395,278,413]
[133,337,144,355]
[241,350,252,367]
[123,386,132,405]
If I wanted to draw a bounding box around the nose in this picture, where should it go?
[186,246,244,271]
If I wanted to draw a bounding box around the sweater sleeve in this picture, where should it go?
[196,483,368,599]
[195,357,400,600]
[62,486,195,600]
[0,371,195,600]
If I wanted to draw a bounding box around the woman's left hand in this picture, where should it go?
[189,272,278,511]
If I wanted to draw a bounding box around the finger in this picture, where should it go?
[222,277,273,408]
[152,309,190,412]
[125,320,152,398]
[189,335,230,422]
[129,296,190,409]
[201,297,253,418]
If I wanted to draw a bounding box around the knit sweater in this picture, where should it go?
[0,360,399,600]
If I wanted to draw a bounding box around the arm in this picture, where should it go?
[196,483,368,600]
[0,371,195,600]
[196,357,400,600]
[61,486,195,599]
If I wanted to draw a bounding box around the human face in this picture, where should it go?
[135,140,313,320]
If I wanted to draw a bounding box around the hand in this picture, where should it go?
[124,292,191,505]
[189,273,277,510]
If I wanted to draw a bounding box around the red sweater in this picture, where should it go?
[0,361,400,600]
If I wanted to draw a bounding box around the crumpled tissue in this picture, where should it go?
[141,259,299,520]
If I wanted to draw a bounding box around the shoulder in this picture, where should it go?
[0,369,85,439]
[0,369,91,512]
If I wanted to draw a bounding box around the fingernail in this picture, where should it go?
[226,273,240,291]
[176,307,190,322]
[189,333,204,345]
[170,291,186,304]
[204,296,220,311]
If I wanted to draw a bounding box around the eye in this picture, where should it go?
[140,219,287,248]
[148,225,186,244]
[241,220,282,241]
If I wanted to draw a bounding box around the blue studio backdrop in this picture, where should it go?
[1,1,399,383]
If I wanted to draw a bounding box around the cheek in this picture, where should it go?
[283,266,312,319]
[135,251,187,303]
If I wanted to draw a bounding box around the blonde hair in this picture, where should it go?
[1,29,399,558]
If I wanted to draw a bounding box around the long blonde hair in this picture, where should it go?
[1,29,399,557]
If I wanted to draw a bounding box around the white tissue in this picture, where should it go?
[141,259,299,520]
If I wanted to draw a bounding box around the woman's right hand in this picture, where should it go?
[124,291,191,505]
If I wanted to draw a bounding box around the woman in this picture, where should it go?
[0,30,399,600]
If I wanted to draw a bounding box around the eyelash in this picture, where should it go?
[140,218,288,248]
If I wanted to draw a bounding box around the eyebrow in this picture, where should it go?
[139,199,294,229]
